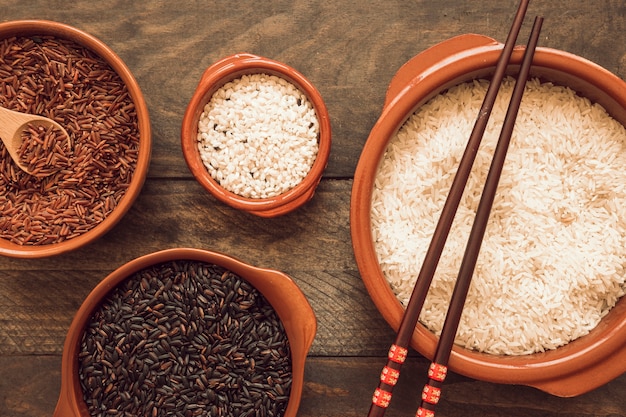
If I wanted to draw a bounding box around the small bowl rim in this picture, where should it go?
[0,19,152,258]
[181,53,331,217]
[54,247,317,417]
[350,33,626,396]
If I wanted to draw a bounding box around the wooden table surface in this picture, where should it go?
[1,1,625,416]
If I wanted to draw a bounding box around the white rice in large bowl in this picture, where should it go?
[371,77,626,355]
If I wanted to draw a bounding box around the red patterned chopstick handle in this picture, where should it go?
[415,363,448,417]
[367,344,408,416]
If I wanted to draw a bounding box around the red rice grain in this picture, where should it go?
[0,35,141,246]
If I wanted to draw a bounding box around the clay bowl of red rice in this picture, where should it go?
[351,34,626,396]
[181,53,331,218]
[0,20,151,258]
[54,247,316,417]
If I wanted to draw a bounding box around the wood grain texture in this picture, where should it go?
[1,356,625,417]
[3,0,623,178]
[0,180,396,357]
[1,0,625,416]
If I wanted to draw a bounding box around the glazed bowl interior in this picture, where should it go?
[54,248,317,417]
[181,54,331,217]
[0,20,151,258]
[351,34,626,397]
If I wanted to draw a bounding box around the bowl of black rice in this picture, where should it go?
[0,20,151,258]
[54,248,317,417]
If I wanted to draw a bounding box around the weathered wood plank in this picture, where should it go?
[0,1,624,415]
[2,0,622,178]
[0,270,91,355]
[0,179,397,357]
[0,356,61,417]
[0,179,353,272]
[1,356,625,417]
[0,267,396,357]
[301,357,626,417]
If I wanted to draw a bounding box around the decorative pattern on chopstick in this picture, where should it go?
[416,407,435,417]
[387,344,408,364]
[418,364,447,411]
[427,363,447,382]
[371,344,408,407]
[380,366,400,385]
[365,2,531,416]
[415,14,544,417]
[372,388,393,408]
[421,384,442,404]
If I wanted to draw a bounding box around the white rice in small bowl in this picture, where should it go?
[182,53,331,218]
[196,73,319,199]
[372,76,626,356]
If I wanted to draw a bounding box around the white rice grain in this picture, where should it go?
[372,77,626,355]
[197,73,319,199]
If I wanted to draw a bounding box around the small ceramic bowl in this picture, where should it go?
[181,54,331,218]
[54,248,317,417]
[0,20,151,258]
[351,34,626,396]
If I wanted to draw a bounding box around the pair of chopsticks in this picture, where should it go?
[367,1,544,416]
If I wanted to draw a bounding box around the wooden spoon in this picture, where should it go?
[0,105,70,175]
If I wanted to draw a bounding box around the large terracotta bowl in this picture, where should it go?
[350,34,626,396]
[181,53,331,218]
[0,20,151,258]
[54,248,317,417]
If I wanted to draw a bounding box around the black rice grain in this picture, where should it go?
[78,260,292,417]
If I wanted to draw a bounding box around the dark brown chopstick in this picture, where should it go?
[366,1,531,416]
[416,15,544,417]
